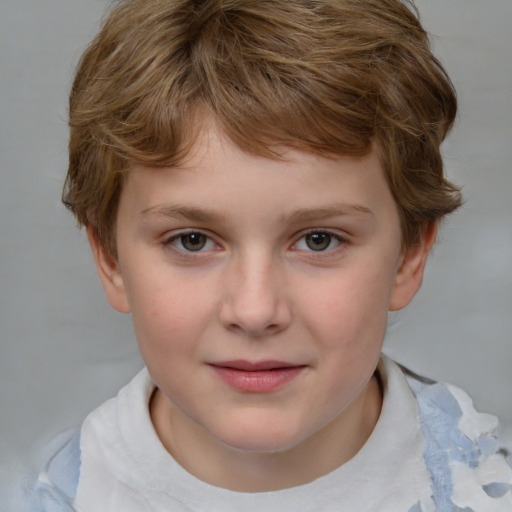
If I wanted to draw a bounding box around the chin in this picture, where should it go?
[212,416,309,454]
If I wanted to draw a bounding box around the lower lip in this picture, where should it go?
[210,366,305,393]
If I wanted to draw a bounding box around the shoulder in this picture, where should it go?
[401,363,512,511]
[32,428,81,512]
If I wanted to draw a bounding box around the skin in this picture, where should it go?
[89,123,436,492]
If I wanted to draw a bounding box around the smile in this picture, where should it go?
[208,360,307,393]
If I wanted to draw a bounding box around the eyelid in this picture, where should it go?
[291,228,347,253]
[162,229,222,253]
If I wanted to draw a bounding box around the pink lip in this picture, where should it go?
[209,360,306,393]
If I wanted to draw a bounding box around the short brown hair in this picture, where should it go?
[64,0,461,257]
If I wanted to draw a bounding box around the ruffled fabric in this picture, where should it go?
[406,371,512,511]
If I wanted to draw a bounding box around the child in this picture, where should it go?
[34,0,512,510]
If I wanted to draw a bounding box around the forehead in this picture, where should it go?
[117,127,400,247]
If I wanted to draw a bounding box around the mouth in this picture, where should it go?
[208,360,307,393]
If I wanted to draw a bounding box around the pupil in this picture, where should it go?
[182,233,206,251]
[306,232,331,251]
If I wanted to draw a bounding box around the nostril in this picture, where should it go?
[224,319,279,337]
[218,264,291,336]
[220,301,291,337]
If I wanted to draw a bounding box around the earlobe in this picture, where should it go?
[87,227,131,313]
[389,222,437,311]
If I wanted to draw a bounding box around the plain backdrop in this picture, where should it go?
[1,0,511,510]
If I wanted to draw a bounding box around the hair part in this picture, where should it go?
[64,0,461,257]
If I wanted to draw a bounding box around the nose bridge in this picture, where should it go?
[220,248,289,336]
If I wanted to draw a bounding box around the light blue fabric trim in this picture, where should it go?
[33,429,81,512]
[410,380,475,509]
[483,482,512,499]
[33,484,77,512]
[405,371,511,512]
[47,429,81,499]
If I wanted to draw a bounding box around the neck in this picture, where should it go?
[150,375,382,492]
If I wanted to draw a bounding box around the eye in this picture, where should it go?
[294,231,342,252]
[166,232,217,252]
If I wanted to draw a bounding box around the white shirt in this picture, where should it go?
[36,355,512,512]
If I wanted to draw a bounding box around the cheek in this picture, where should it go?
[300,263,395,349]
[126,273,215,359]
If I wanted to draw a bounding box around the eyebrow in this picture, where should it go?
[285,203,374,224]
[141,202,373,224]
[141,204,226,223]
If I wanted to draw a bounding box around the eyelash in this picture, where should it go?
[163,229,346,256]
[163,230,220,256]
[292,230,346,254]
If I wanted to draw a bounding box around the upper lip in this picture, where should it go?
[209,360,303,371]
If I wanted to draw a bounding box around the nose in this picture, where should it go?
[219,252,291,338]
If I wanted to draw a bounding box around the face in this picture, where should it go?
[90,124,433,475]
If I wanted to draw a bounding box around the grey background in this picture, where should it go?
[1,0,511,510]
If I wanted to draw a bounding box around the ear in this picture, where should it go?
[87,227,130,313]
[389,222,437,311]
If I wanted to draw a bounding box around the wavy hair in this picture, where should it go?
[64,0,461,256]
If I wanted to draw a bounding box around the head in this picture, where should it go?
[64,0,461,259]
[64,0,462,485]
